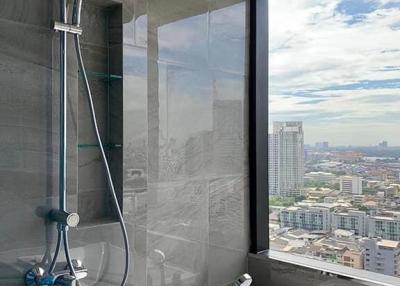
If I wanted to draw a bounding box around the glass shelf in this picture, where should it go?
[78,143,122,149]
[80,70,123,82]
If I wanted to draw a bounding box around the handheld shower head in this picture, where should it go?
[233,274,252,286]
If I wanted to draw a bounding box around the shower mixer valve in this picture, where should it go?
[25,260,87,286]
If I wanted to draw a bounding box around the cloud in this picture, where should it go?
[269,0,400,145]
[297,99,327,104]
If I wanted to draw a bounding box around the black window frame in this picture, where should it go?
[249,0,268,254]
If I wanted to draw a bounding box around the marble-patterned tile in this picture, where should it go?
[123,0,148,49]
[78,190,109,223]
[184,130,214,178]
[134,12,148,48]
[109,80,123,143]
[154,0,209,67]
[80,1,108,48]
[209,176,249,251]
[0,0,55,29]
[208,0,248,75]
[155,64,213,181]
[211,71,247,177]
[78,78,108,144]
[124,45,148,190]
[0,195,77,253]
[147,180,209,243]
[78,148,108,192]
[123,12,136,47]
[147,230,208,286]
[208,245,248,286]
[0,17,78,77]
[109,44,123,76]
[0,42,78,200]
[80,43,109,75]
[0,1,252,286]
[69,222,138,286]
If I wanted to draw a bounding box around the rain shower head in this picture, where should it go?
[233,274,252,286]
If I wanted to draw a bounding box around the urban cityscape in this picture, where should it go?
[269,121,400,278]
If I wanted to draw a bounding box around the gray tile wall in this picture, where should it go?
[0,0,250,285]
[0,0,78,283]
[123,0,250,285]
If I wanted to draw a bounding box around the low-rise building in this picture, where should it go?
[280,206,332,231]
[368,211,400,241]
[360,238,400,277]
[352,194,365,204]
[309,236,361,265]
[342,249,364,269]
[332,210,368,236]
[304,172,337,184]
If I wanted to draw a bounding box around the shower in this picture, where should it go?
[24,1,130,285]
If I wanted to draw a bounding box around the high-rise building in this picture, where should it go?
[340,176,362,195]
[269,121,304,197]
[268,133,280,196]
[315,141,329,149]
[378,141,388,148]
[280,206,332,231]
[332,210,368,236]
[361,238,400,277]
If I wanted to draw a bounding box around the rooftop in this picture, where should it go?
[377,240,400,249]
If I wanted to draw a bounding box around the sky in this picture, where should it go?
[269,0,400,146]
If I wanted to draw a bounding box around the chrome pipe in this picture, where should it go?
[72,0,83,26]
[59,0,67,213]
[49,0,70,275]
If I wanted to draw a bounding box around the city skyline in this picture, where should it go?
[269,122,398,147]
[269,0,400,146]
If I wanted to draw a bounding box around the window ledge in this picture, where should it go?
[250,250,400,286]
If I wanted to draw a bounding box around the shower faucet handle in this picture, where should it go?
[49,209,80,228]
[25,266,57,286]
[56,266,88,286]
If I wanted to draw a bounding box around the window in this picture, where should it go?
[251,0,400,285]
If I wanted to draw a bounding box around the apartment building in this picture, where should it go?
[340,176,363,195]
[369,212,400,241]
[332,210,368,236]
[280,206,332,231]
[269,122,304,197]
[361,238,400,277]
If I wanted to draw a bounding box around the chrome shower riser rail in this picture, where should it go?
[48,0,79,280]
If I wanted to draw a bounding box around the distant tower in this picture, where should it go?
[379,141,388,148]
[269,122,304,197]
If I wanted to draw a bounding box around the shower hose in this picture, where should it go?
[47,1,131,285]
